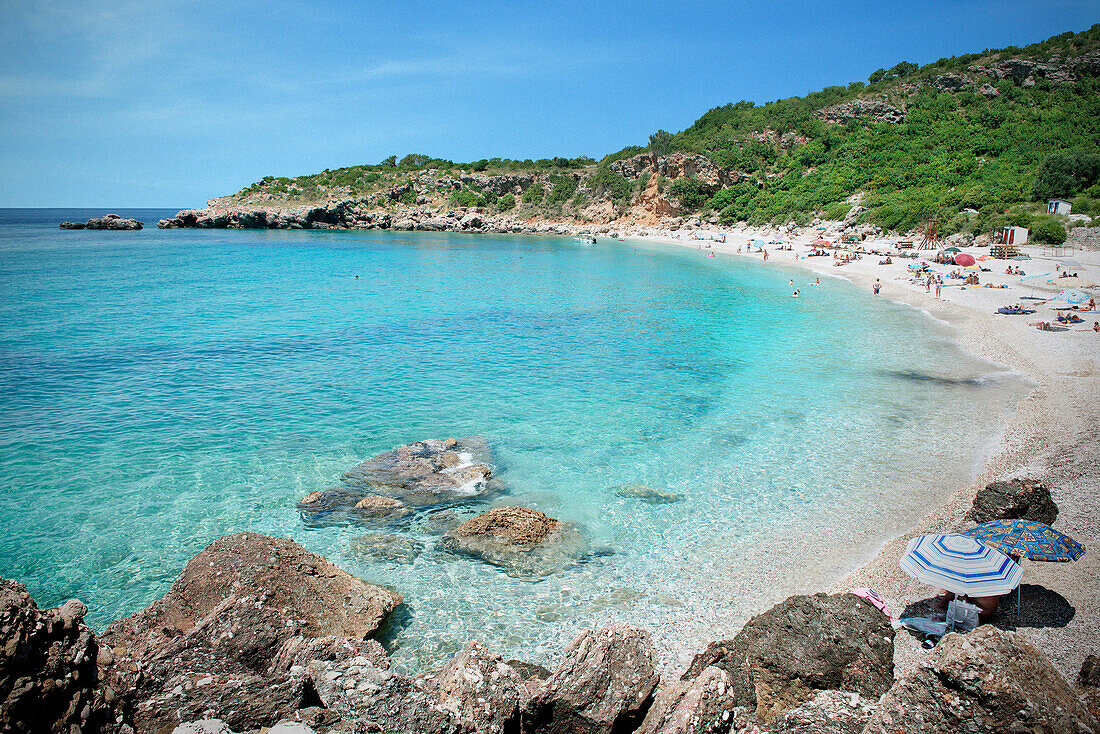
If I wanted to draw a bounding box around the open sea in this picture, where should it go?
[0,208,1029,672]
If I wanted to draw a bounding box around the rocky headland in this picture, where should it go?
[4,529,1098,734]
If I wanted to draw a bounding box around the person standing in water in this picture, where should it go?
[873,278,881,295]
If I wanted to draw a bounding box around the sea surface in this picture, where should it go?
[0,208,1029,672]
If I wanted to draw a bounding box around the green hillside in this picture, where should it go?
[615,24,1100,235]
[230,25,1100,238]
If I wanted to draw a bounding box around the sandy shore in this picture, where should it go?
[631,226,1100,681]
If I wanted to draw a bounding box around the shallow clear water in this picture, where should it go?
[0,209,1028,672]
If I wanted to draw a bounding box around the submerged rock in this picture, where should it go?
[969,477,1058,525]
[0,579,125,734]
[439,506,588,576]
[349,533,424,564]
[865,626,1099,733]
[99,531,401,733]
[684,592,894,723]
[521,624,660,734]
[299,437,500,526]
[612,483,685,504]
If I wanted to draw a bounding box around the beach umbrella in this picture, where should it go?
[1058,259,1082,269]
[1052,290,1090,304]
[976,255,992,261]
[962,520,1084,562]
[1012,255,1031,261]
[900,533,1022,597]
[963,264,981,271]
[955,253,976,266]
[943,247,962,253]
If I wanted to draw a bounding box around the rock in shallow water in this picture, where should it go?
[349,532,425,564]
[611,483,685,504]
[438,506,589,577]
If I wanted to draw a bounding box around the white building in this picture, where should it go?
[998,226,1029,245]
[1047,199,1072,215]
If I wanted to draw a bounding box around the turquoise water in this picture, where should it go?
[0,209,1028,671]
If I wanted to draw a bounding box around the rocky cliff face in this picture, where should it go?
[157,153,732,234]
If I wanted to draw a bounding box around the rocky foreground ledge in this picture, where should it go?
[4,531,1099,734]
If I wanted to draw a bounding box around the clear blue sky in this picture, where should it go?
[1,1,1096,207]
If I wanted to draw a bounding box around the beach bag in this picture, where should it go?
[947,599,981,632]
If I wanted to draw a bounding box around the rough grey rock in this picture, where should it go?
[521,624,659,734]
[636,665,745,734]
[610,153,733,193]
[439,506,588,577]
[814,99,906,125]
[865,626,1099,733]
[683,593,893,723]
[85,213,143,230]
[415,641,531,733]
[969,477,1058,525]
[770,689,876,734]
[59,221,86,229]
[171,721,234,734]
[0,578,125,734]
[99,532,401,733]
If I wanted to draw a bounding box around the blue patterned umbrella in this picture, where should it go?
[962,520,1085,562]
[900,534,1022,597]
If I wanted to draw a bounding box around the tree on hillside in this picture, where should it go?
[399,154,432,169]
[649,130,673,156]
[380,155,397,167]
[1032,151,1100,200]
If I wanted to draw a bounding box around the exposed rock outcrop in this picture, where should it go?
[439,506,588,576]
[0,579,125,734]
[521,624,660,734]
[865,626,1099,733]
[969,477,1058,525]
[636,665,748,734]
[683,592,894,723]
[99,531,401,733]
[610,152,734,193]
[60,214,143,230]
[85,213,143,230]
[814,99,906,125]
[414,641,532,733]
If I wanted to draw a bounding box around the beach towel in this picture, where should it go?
[850,587,892,618]
[899,617,947,638]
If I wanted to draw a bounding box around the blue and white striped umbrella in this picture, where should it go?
[900,533,1022,597]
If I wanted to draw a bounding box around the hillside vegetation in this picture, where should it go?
[224,25,1100,238]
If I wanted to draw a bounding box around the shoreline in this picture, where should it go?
[631,227,1099,680]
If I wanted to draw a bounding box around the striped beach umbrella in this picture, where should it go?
[900,534,1022,597]
[962,520,1085,562]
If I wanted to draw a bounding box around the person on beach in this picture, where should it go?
[873,278,881,295]
[1093,322,1099,332]
[935,279,942,298]
[763,250,768,261]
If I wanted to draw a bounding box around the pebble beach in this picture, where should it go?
[638,227,1100,680]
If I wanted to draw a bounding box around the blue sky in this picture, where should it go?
[1,1,1096,207]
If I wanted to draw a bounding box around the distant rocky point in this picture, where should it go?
[60,213,143,230]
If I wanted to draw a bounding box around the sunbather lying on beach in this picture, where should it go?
[930,592,1001,624]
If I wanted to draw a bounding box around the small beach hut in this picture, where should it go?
[997,226,1028,246]
[1046,199,1072,215]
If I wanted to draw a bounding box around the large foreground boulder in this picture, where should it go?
[683,593,894,723]
[635,665,749,734]
[969,477,1058,525]
[0,579,126,734]
[99,532,401,733]
[521,624,659,734]
[865,626,1098,733]
[439,506,588,576]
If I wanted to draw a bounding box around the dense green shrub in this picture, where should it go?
[399,190,416,205]
[589,166,633,203]
[522,185,544,204]
[451,189,479,207]
[498,194,516,211]
[1033,150,1100,199]
[1032,217,1067,244]
[668,176,708,210]
[545,175,578,207]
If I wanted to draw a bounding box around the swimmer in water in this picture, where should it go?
[793,288,800,297]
